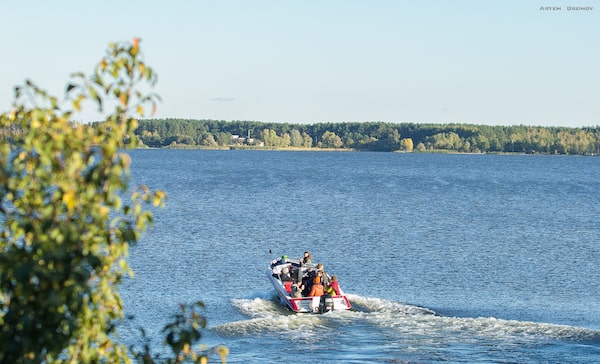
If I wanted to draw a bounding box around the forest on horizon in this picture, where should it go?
[134,119,600,155]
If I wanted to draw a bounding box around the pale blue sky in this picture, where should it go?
[1,1,598,127]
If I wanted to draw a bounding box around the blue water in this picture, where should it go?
[121,150,600,363]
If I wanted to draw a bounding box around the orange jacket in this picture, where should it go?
[308,283,324,297]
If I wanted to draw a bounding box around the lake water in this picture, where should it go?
[121,149,600,363]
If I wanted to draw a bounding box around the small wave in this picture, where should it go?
[229,291,285,318]
[347,294,437,316]
[430,316,600,342]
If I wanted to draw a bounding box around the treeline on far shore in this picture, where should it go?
[133,119,600,155]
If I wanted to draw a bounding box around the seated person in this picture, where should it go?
[280,267,292,282]
[308,276,324,297]
[325,275,341,295]
[291,281,304,298]
[283,280,293,293]
[271,262,290,277]
[271,255,289,268]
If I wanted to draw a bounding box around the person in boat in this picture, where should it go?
[316,263,331,287]
[291,251,312,282]
[271,255,289,268]
[280,267,292,282]
[308,276,324,297]
[301,267,317,296]
[290,264,302,282]
[291,281,304,298]
[301,251,312,267]
[325,275,341,296]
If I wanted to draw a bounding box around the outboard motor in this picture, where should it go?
[318,294,334,314]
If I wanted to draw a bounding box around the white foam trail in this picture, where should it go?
[216,291,600,343]
[350,295,600,342]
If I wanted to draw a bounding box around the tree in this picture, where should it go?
[280,132,291,148]
[289,129,303,147]
[401,138,414,152]
[261,128,279,147]
[301,132,313,148]
[376,125,400,151]
[203,133,218,147]
[216,131,232,146]
[320,131,343,148]
[0,39,226,363]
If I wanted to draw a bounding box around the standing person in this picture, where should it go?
[316,263,331,287]
[300,251,312,267]
[295,251,312,283]
[301,268,316,296]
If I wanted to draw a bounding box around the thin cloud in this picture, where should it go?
[209,97,235,102]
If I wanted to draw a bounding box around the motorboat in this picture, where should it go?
[268,259,352,314]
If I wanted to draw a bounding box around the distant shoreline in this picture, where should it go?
[134,119,600,155]
[137,145,583,156]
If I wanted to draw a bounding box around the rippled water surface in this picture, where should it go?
[121,150,600,363]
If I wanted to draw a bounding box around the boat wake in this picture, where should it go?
[213,290,600,344]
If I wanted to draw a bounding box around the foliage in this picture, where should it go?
[0,39,226,363]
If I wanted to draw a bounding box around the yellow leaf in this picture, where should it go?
[152,190,167,207]
[62,189,76,211]
[99,206,109,218]
[73,98,81,111]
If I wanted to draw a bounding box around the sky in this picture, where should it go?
[1,1,599,127]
